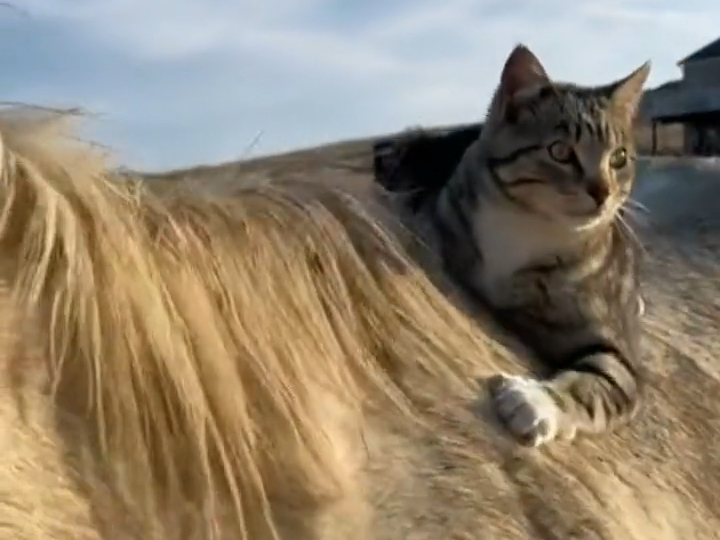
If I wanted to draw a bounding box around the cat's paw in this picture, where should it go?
[489,374,561,447]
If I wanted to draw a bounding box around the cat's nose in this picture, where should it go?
[586,181,610,207]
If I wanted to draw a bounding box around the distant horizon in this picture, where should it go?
[84,81,692,174]
[4,1,718,171]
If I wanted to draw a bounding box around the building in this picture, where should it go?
[646,37,720,155]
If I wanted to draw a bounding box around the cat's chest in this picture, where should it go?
[472,206,576,299]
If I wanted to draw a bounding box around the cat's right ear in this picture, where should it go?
[497,45,552,120]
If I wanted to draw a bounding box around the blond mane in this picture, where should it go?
[0,106,512,539]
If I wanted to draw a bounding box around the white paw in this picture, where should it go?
[638,296,645,317]
[490,374,561,447]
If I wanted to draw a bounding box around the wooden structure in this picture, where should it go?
[646,37,720,155]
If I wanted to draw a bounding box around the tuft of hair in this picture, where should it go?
[0,105,504,538]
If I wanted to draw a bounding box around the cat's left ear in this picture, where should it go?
[608,61,651,123]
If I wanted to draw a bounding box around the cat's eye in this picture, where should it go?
[609,147,628,169]
[547,141,573,163]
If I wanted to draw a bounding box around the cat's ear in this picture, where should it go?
[608,61,651,123]
[498,44,552,114]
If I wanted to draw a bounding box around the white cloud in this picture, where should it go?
[9,0,720,170]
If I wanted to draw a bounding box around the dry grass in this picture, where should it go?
[142,122,685,186]
[143,137,373,185]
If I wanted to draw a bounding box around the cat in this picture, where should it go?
[421,45,650,447]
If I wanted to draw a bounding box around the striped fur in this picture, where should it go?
[428,45,650,446]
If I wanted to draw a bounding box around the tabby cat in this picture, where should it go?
[427,45,650,447]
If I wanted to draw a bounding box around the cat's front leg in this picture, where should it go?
[489,351,641,447]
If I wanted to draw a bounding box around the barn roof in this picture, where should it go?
[678,37,720,65]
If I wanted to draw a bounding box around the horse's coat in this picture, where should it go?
[0,109,718,539]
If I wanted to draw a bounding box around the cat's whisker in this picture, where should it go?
[625,198,650,214]
[620,200,649,222]
[620,206,641,221]
[617,212,646,255]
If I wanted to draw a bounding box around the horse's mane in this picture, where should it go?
[0,106,508,538]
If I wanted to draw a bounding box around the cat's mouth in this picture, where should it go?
[568,198,611,218]
[569,198,625,230]
[565,183,627,216]
[509,180,624,228]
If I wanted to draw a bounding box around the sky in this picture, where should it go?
[2,0,719,171]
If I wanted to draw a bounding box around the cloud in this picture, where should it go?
[3,0,720,170]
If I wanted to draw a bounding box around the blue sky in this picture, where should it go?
[3,0,719,171]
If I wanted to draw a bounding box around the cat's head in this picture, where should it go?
[479,44,650,230]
